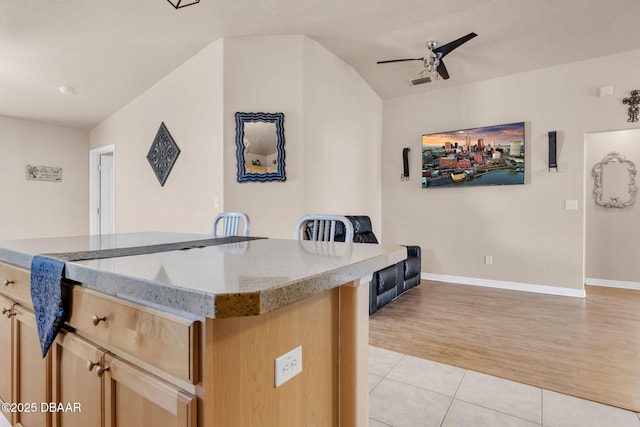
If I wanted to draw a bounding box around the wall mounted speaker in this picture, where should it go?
[548,131,558,172]
[402,147,410,181]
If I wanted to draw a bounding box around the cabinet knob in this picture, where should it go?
[1,307,11,317]
[96,366,110,377]
[3,279,14,286]
[92,315,106,326]
[87,360,99,372]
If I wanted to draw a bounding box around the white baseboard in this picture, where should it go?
[421,273,586,298]
[585,277,640,291]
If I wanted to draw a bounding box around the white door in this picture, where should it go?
[99,153,115,235]
[89,145,115,235]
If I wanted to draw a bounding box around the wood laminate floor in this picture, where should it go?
[369,281,640,413]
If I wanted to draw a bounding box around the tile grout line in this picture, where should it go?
[439,368,469,427]
[540,387,544,426]
[447,370,543,426]
[367,351,406,426]
[451,396,543,426]
[387,354,405,376]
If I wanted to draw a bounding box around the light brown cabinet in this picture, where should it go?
[0,296,51,427]
[0,266,51,427]
[51,332,102,427]
[12,305,51,427]
[51,331,196,427]
[0,261,197,427]
[103,353,196,427]
[0,294,14,424]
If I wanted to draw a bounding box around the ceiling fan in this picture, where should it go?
[377,32,478,85]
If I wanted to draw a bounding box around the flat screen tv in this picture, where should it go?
[422,121,525,188]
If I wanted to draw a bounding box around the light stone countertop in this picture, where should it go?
[0,232,406,319]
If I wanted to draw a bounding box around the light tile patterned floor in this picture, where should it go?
[369,345,640,427]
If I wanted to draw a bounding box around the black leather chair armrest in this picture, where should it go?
[404,245,421,279]
[406,245,420,259]
[374,263,400,294]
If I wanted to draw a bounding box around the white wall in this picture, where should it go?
[223,35,383,239]
[302,37,383,238]
[222,36,305,238]
[91,35,383,239]
[90,40,225,234]
[0,116,89,239]
[382,49,640,293]
[585,128,640,285]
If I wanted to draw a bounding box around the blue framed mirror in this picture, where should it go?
[235,112,286,182]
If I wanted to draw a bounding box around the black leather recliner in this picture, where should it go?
[344,216,421,315]
[302,215,421,314]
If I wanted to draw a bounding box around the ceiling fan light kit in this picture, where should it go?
[378,32,477,85]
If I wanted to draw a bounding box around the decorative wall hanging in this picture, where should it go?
[147,122,180,187]
[622,90,639,123]
[548,131,558,172]
[592,151,637,208]
[235,112,286,183]
[167,0,199,9]
[25,165,62,182]
[421,121,525,188]
[401,148,410,181]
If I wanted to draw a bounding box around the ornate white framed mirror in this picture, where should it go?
[592,151,637,208]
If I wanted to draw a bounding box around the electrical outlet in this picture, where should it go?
[565,200,578,210]
[275,345,302,387]
[485,255,493,265]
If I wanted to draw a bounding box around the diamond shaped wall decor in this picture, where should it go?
[147,122,180,187]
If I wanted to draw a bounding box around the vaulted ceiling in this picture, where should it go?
[1,0,639,130]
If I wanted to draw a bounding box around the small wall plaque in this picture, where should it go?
[25,165,62,182]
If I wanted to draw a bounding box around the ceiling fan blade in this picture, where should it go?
[436,60,450,80]
[377,57,424,64]
[432,32,477,58]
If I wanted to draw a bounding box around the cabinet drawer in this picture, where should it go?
[66,285,200,385]
[0,261,32,309]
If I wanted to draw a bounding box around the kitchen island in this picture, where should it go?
[0,233,406,427]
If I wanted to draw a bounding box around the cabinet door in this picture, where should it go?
[13,306,51,427]
[103,354,196,427]
[0,295,13,425]
[51,332,103,427]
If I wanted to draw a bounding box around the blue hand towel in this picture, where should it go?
[30,255,66,358]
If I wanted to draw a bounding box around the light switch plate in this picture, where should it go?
[275,345,302,387]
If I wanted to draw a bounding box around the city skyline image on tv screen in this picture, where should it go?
[422,121,525,188]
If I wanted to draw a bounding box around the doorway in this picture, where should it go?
[584,129,640,289]
[89,145,115,235]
